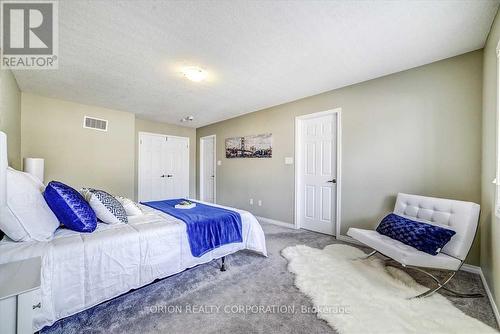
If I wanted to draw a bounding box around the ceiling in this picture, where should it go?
[13,0,499,128]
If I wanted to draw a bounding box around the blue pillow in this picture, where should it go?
[376,213,456,255]
[43,181,97,233]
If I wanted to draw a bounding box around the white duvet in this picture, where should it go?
[0,202,267,331]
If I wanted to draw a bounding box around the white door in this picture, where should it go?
[296,111,338,235]
[163,136,190,199]
[138,133,189,202]
[200,135,216,203]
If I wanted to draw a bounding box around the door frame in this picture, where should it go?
[137,131,190,202]
[199,134,217,203]
[294,108,342,236]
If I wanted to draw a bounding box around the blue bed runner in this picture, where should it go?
[141,199,243,257]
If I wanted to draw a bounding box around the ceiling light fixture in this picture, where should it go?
[180,115,194,122]
[181,66,207,82]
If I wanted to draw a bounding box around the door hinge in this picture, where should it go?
[140,139,142,145]
[165,136,168,142]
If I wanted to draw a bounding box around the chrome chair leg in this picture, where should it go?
[358,250,377,260]
[383,261,483,299]
[411,270,455,298]
[408,266,484,299]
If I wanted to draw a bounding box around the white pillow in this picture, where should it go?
[2,167,59,241]
[0,202,28,242]
[80,188,128,224]
[115,196,143,216]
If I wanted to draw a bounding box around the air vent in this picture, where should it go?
[83,116,108,131]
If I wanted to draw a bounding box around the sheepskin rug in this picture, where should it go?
[281,244,496,334]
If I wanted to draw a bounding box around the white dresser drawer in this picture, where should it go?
[0,257,41,334]
[0,289,41,334]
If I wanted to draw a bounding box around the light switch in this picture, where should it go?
[217,160,222,166]
[285,157,294,165]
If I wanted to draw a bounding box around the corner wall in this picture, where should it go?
[481,8,500,310]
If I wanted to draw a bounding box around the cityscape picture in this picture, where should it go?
[225,133,272,158]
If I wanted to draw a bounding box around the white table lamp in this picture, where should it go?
[23,158,45,183]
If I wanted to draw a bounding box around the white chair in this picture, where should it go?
[347,193,482,298]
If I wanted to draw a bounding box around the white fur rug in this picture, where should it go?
[282,244,496,334]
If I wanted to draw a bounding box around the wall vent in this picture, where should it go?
[83,116,108,131]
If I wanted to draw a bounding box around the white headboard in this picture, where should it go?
[0,131,20,239]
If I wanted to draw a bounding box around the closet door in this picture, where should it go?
[163,136,189,199]
[138,133,168,202]
[138,133,189,202]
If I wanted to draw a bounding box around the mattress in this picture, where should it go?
[0,202,267,331]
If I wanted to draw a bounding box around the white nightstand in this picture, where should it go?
[0,257,42,334]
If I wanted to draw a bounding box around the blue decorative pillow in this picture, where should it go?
[376,213,456,255]
[43,181,97,233]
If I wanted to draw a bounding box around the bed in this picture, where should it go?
[0,132,267,331]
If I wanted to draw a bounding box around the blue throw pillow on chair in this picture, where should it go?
[376,213,456,255]
[43,181,97,233]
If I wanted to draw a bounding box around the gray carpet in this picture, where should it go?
[42,223,498,333]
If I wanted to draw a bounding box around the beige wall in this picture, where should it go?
[135,118,196,199]
[197,51,483,265]
[481,10,500,309]
[21,93,136,198]
[0,69,21,170]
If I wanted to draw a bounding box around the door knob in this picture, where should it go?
[327,179,336,183]
[160,174,166,178]
[167,174,173,178]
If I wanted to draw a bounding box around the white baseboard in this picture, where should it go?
[459,263,499,325]
[475,267,500,327]
[255,216,297,229]
[461,263,481,274]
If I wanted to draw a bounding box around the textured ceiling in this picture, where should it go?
[13,0,499,128]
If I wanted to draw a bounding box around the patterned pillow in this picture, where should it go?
[43,181,97,233]
[81,188,128,224]
[376,213,456,255]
